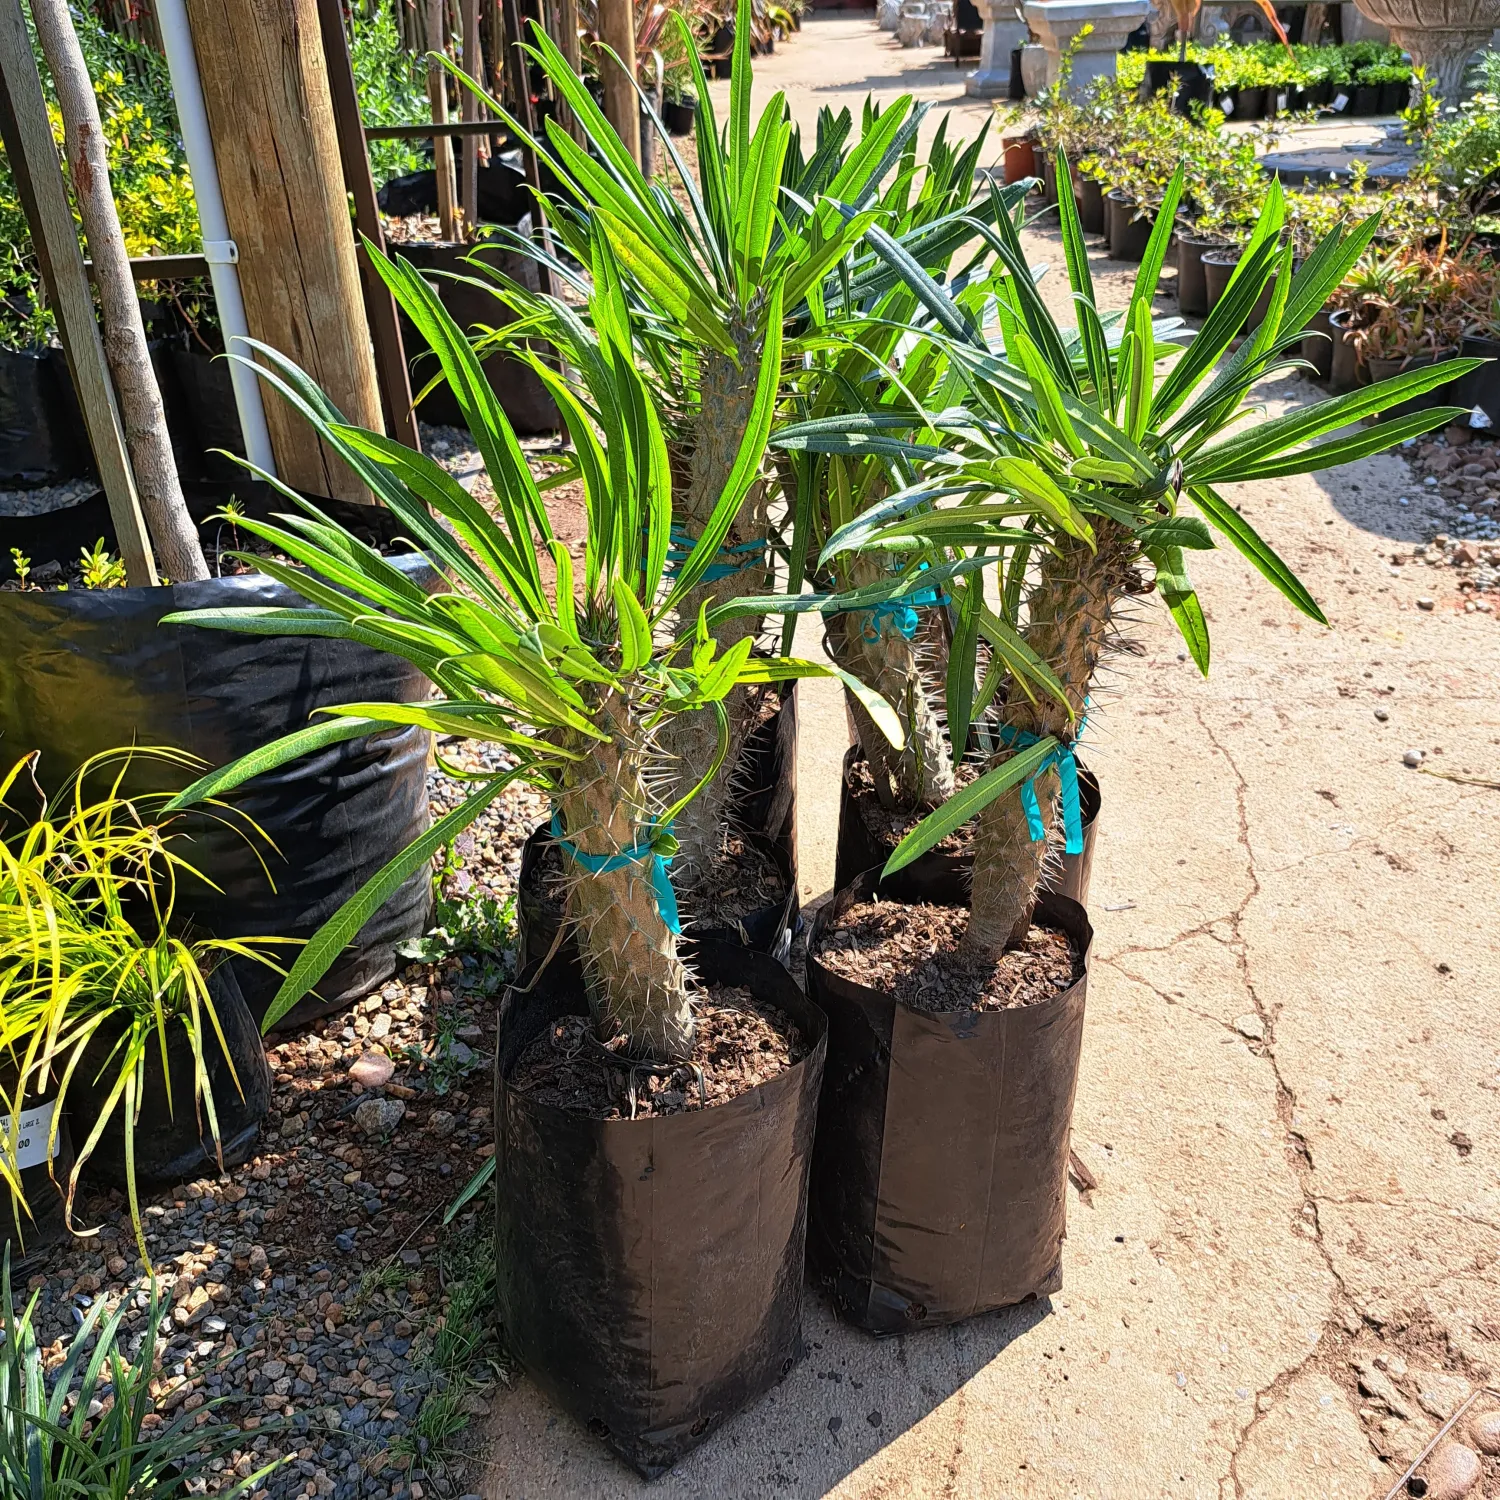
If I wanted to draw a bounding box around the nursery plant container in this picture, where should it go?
[1142,58,1213,113]
[1202,249,1277,332]
[394,241,558,435]
[517,688,800,966]
[67,966,271,1189]
[1009,46,1026,100]
[662,94,697,135]
[0,1061,74,1273]
[1380,79,1411,112]
[1003,138,1037,183]
[0,347,93,487]
[806,870,1092,1334]
[1107,191,1153,262]
[1175,233,1223,317]
[1328,308,1367,393]
[0,513,435,1029]
[1079,175,1106,235]
[1351,83,1381,114]
[834,746,1100,908]
[1446,333,1500,425]
[1233,84,1266,118]
[493,939,826,1475]
[1301,306,1337,383]
[1367,352,1456,420]
[1038,154,1060,218]
[168,347,248,483]
[1216,84,1240,116]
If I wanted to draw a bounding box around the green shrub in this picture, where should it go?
[350,5,431,186]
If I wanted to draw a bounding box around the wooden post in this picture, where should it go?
[0,0,156,584]
[181,0,387,502]
[460,0,481,228]
[427,0,460,242]
[315,0,421,452]
[595,0,639,165]
[31,0,208,581]
[500,0,552,297]
[553,0,585,144]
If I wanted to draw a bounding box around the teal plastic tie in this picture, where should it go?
[995,721,1087,856]
[549,812,681,933]
[660,525,766,583]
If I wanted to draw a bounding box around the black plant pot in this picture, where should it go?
[394,241,558,435]
[1233,85,1266,119]
[1141,58,1213,114]
[0,348,94,487]
[516,687,800,966]
[806,870,1092,1334]
[1107,190,1153,262]
[493,939,827,1476]
[1379,80,1410,113]
[1309,79,1333,107]
[1079,175,1106,235]
[833,746,1099,909]
[1328,308,1366,394]
[69,966,271,1189]
[0,533,436,1028]
[662,95,696,136]
[1175,233,1223,317]
[1351,84,1381,116]
[1009,46,1026,101]
[0,1063,75,1274]
[167,347,248,483]
[1203,250,1278,332]
[1367,353,1456,421]
[1301,305,1337,383]
[1264,84,1290,117]
[1446,333,1500,427]
[1215,84,1239,116]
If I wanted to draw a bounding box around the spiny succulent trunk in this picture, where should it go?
[659,337,770,882]
[559,694,694,1062]
[827,550,954,810]
[966,519,1132,953]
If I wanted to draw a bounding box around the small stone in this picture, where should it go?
[1467,1409,1500,1454]
[1175,1371,1187,1388]
[1374,707,1390,721]
[248,1245,269,1275]
[348,1053,395,1089]
[369,1013,392,1040]
[354,1098,405,1138]
[386,1172,407,1188]
[106,1256,127,1276]
[1403,749,1425,767]
[1233,1014,1266,1041]
[1424,1441,1482,1500]
[1417,597,1436,610]
[335,1232,357,1254]
[427,1111,457,1139]
[866,1410,882,1427]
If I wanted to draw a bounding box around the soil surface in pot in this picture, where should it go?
[814,899,1080,1011]
[849,755,979,855]
[512,987,807,1118]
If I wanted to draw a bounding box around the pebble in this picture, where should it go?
[1469,1409,1500,1454]
[349,1052,396,1088]
[1417,597,1436,610]
[428,1110,457,1139]
[355,1098,406,1138]
[1424,1441,1482,1500]
[1403,749,1425,767]
[1233,1014,1266,1041]
[1373,707,1389,722]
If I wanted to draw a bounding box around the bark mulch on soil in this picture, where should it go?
[512,987,805,1120]
[814,899,1080,1013]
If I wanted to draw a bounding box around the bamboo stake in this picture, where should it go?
[427,0,459,242]
[0,0,156,585]
[30,0,208,580]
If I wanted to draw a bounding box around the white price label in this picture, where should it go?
[1220,94,1235,114]
[1332,92,1349,111]
[1277,92,1288,111]
[1,1100,58,1171]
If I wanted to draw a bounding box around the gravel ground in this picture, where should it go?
[1385,429,1500,606]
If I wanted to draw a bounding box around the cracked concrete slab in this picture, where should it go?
[477,21,1499,1497]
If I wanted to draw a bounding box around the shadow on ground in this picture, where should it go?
[479,1284,1053,1497]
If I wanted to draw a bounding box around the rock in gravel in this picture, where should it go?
[1404,749,1425,767]
[1467,1409,1500,1454]
[1233,1014,1266,1041]
[427,1110,457,1139]
[248,1245,269,1274]
[1424,1441,1482,1500]
[1374,707,1390,721]
[349,1052,395,1088]
[1417,596,1436,610]
[355,1098,405,1137]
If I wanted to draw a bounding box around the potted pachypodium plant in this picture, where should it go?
[798,162,1477,1334]
[162,243,904,1472]
[0,749,288,1267]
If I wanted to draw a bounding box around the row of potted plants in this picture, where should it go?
[1,10,1476,1483]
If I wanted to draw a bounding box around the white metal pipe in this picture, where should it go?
[154,0,277,477]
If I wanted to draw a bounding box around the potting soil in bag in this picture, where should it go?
[493,940,826,1476]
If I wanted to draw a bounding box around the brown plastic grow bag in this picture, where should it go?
[493,939,827,1476]
[806,870,1092,1335]
[833,746,1099,908]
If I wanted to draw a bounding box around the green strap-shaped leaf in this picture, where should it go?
[1189,485,1326,624]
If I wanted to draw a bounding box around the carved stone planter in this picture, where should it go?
[966,0,1029,95]
[1352,0,1500,98]
[1024,0,1150,95]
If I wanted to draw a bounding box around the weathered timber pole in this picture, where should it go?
[180,0,386,501]
[595,0,640,165]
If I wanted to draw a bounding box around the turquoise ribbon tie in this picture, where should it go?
[657,525,766,583]
[550,812,682,933]
[996,722,1086,856]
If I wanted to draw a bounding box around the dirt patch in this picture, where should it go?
[814,898,1080,1013]
[511,985,806,1119]
[848,755,979,856]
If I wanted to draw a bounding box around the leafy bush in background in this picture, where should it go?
[352,4,431,185]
